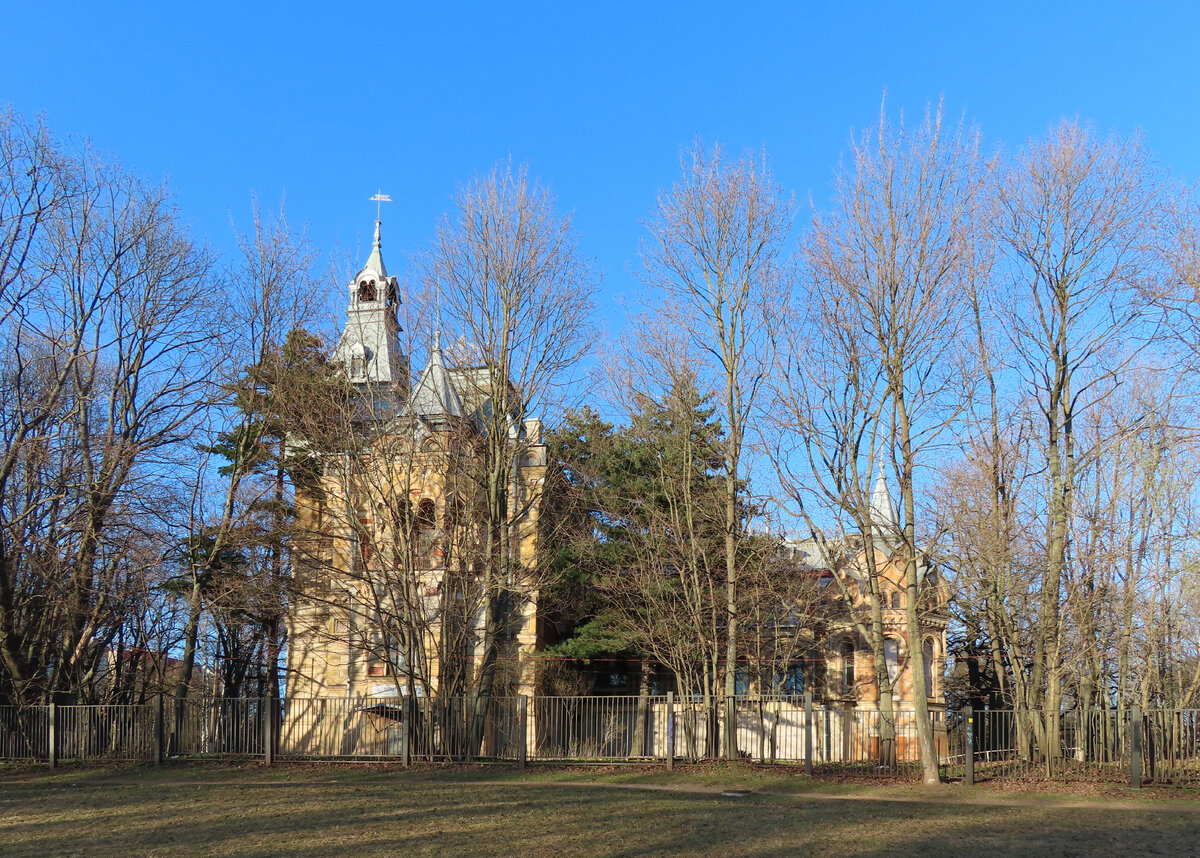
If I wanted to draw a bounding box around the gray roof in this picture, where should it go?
[870,460,899,530]
[407,331,464,419]
[363,220,388,279]
[332,219,407,391]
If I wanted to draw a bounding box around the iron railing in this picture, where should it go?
[2,696,1196,786]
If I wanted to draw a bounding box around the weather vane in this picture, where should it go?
[370,190,392,220]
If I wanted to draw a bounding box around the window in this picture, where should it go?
[367,634,405,677]
[357,279,377,302]
[416,498,436,530]
[884,638,900,684]
[776,662,805,696]
[889,591,902,610]
[838,639,856,694]
[416,498,439,566]
[923,638,936,698]
[349,342,367,378]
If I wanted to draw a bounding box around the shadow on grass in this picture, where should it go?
[2,766,1198,857]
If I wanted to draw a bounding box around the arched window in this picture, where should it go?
[416,498,436,529]
[357,278,377,302]
[923,638,936,698]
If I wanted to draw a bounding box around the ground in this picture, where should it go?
[1,763,1198,857]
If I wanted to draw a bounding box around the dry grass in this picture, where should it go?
[1,762,1197,857]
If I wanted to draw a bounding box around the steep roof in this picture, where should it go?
[362,220,388,279]
[870,459,899,531]
[407,331,464,419]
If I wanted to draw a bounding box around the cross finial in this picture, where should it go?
[369,190,392,221]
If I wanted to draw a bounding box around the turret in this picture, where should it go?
[332,218,410,400]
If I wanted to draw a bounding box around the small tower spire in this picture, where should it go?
[365,192,392,278]
[330,197,409,399]
[870,454,899,530]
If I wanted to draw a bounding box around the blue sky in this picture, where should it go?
[4,1,1199,340]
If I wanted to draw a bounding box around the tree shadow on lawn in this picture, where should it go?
[2,773,1199,857]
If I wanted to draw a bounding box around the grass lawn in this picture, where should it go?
[1,762,1198,857]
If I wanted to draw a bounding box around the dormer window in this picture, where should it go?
[357,278,377,302]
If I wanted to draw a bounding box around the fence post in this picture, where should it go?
[263,695,275,766]
[804,689,814,777]
[153,694,164,766]
[518,694,528,770]
[666,691,675,771]
[464,697,474,764]
[48,702,57,769]
[842,702,854,762]
[1129,704,1142,789]
[964,705,975,786]
[402,695,412,767]
[725,694,736,759]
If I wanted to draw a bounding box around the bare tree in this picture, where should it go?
[170,200,326,720]
[777,102,983,782]
[0,112,216,704]
[424,161,597,744]
[974,121,1165,755]
[639,140,792,756]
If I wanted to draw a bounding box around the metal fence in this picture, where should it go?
[3,696,1196,786]
[0,706,49,760]
[940,706,1200,786]
[57,705,155,761]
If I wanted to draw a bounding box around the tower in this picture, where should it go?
[285,211,547,737]
[330,219,410,418]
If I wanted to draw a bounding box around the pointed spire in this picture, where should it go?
[333,204,408,395]
[364,218,388,278]
[870,455,898,530]
[408,331,463,419]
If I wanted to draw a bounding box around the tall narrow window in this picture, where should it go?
[349,343,367,378]
[839,639,855,695]
[884,638,900,684]
[416,498,438,565]
[357,509,373,567]
[923,638,936,698]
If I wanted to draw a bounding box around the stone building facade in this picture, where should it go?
[285,219,545,705]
